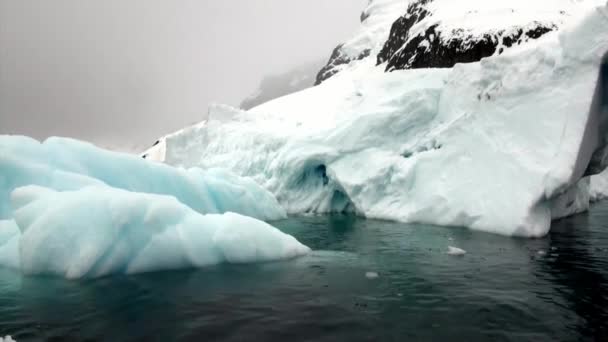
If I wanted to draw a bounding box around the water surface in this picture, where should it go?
[1,203,607,341]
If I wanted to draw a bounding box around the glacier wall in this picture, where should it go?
[145,5,608,237]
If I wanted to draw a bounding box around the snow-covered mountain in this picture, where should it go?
[317,0,603,83]
[240,60,325,110]
[144,1,608,237]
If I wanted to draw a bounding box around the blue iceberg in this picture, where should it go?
[0,136,308,278]
[0,135,286,221]
[8,186,308,279]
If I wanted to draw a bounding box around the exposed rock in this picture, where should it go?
[314,0,406,85]
[377,0,557,72]
[315,46,370,85]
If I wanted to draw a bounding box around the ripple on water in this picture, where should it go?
[0,204,607,340]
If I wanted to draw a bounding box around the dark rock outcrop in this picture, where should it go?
[377,0,556,72]
[314,4,378,86]
[315,45,370,86]
[316,0,562,85]
[377,0,432,67]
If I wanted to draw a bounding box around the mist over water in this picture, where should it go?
[0,0,365,151]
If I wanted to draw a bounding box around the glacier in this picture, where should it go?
[144,3,608,237]
[0,135,310,278]
[6,185,308,279]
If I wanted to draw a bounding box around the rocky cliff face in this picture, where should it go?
[376,0,557,72]
[315,0,406,85]
[315,44,370,85]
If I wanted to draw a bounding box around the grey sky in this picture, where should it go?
[0,0,365,151]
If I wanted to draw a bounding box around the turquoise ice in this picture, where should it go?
[0,136,308,278]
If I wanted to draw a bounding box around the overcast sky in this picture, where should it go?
[0,0,365,151]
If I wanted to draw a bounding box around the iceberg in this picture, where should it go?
[0,135,286,221]
[3,185,308,279]
[0,135,309,278]
[144,5,608,237]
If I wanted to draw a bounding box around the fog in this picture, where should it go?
[0,0,364,151]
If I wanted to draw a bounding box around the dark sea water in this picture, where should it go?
[1,203,608,342]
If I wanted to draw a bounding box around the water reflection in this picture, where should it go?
[542,209,608,340]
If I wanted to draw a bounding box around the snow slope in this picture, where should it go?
[145,4,608,237]
[3,185,308,279]
[316,0,406,84]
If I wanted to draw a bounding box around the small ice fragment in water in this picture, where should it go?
[447,246,466,256]
[1,336,16,342]
[537,250,547,256]
[365,271,379,279]
[448,237,454,241]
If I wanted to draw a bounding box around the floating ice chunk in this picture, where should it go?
[0,336,15,342]
[6,185,309,279]
[447,246,467,256]
[0,135,285,221]
[365,271,379,279]
[537,250,547,256]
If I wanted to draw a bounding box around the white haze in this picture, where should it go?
[0,0,365,152]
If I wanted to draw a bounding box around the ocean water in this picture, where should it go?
[1,203,607,341]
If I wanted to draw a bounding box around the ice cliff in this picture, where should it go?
[144,2,608,237]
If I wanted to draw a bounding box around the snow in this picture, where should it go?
[342,0,407,59]
[318,0,605,81]
[447,246,467,256]
[3,185,309,279]
[0,135,286,222]
[409,0,604,42]
[144,4,608,237]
